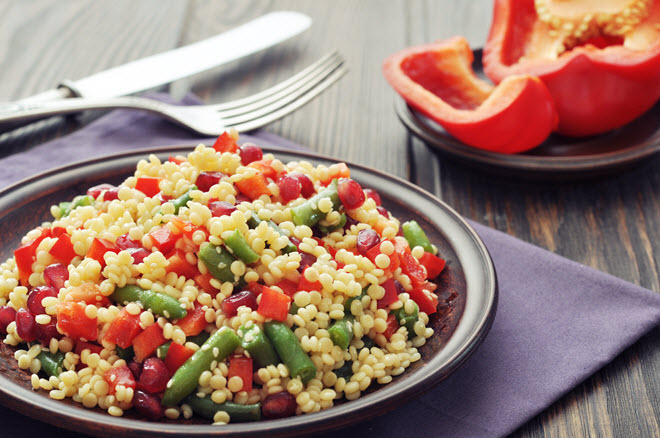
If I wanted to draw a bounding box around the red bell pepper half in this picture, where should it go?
[383,36,558,153]
[483,0,660,136]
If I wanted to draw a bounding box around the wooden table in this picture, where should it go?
[0,1,658,437]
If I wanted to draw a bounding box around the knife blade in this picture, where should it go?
[18,11,311,103]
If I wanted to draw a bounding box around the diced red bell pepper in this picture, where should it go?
[366,238,400,273]
[86,237,119,267]
[132,323,167,363]
[149,226,180,256]
[234,173,271,200]
[194,272,220,296]
[377,278,399,309]
[228,355,253,392]
[407,283,439,315]
[164,341,195,374]
[298,269,322,292]
[14,227,51,286]
[135,177,163,197]
[166,248,200,279]
[382,314,399,340]
[244,282,264,296]
[175,304,207,337]
[56,301,98,341]
[257,286,291,321]
[103,307,142,349]
[247,159,280,180]
[394,239,427,287]
[48,233,78,264]
[75,340,104,356]
[212,131,239,153]
[51,226,67,238]
[104,365,136,395]
[383,36,557,153]
[419,252,446,279]
[275,279,299,297]
[483,0,660,136]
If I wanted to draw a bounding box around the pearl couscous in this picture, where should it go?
[0,132,447,423]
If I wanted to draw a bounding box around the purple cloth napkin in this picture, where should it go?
[2,94,659,438]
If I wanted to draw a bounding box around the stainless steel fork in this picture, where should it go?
[0,52,347,136]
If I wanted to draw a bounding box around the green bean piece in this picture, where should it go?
[59,195,94,218]
[186,331,210,346]
[290,179,341,227]
[184,395,261,422]
[168,185,197,215]
[328,316,354,350]
[38,350,65,377]
[263,321,316,384]
[344,288,367,314]
[162,327,240,406]
[156,341,171,360]
[223,229,260,264]
[238,323,280,368]
[198,243,238,283]
[115,345,134,361]
[288,302,300,315]
[111,285,187,320]
[318,212,347,235]
[333,361,353,380]
[247,213,297,254]
[392,301,419,339]
[402,220,434,253]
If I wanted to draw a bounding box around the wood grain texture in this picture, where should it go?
[0,0,658,437]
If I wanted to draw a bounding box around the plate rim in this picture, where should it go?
[0,144,498,437]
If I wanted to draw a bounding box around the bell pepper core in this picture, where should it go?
[383,36,558,154]
[483,0,660,136]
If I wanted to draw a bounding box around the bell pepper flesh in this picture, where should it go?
[383,36,558,153]
[483,0,660,136]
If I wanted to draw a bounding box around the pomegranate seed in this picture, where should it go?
[196,171,226,192]
[393,279,405,295]
[262,391,297,419]
[43,263,69,291]
[357,229,380,255]
[289,172,315,198]
[139,357,171,393]
[129,361,143,380]
[376,206,390,218]
[298,252,317,272]
[133,390,164,420]
[27,286,58,315]
[344,215,359,231]
[35,319,61,343]
[364,188,382,206]
[0,306,17,335]
[276,174,302,204]
[87,183,116,199]
[15,308,37,342]
[209,201,237,217]
[103,187,120,201]
[116,234,141,250]
[127,248,150,264]
[239,143,263,165]
[337,178,366,210]
[235,194,252,204]
[221,291,258,317]
[289,236,302,249]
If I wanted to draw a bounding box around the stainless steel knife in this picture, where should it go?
[16,11,311,104]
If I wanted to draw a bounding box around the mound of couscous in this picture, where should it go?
[0,131,447,423]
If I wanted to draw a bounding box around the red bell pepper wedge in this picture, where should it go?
[85,237,119,267]
[383,36,558,153]
[298,268,322,292]
[104,364,136,395]
[419,252,446,279]
[394,239,427,287]
[14,227,50,286]
[149,226,180,256]
[103,307,142,349]
[164,341,195,374]
[407,283,439,315]
[234,173,271,200]
[56,301,98,341]
[132,323,167,363]
[377,278,399,309]
[382,314,399,340]
[212,131,239,153]
[483,0,660,136]
[257,286,291,321]
[175,304,207,337]
[166,248,200,279]
[48,233,78,264]
[135,177,163,197]
[228,355,253,392]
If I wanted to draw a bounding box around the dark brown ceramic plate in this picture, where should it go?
[396,49,660,180]
[0,146,497,437]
